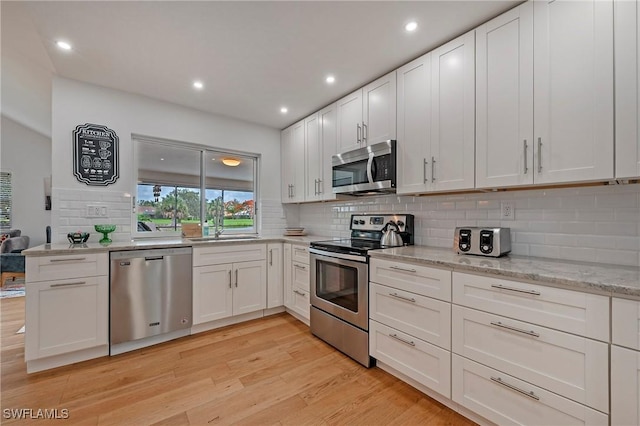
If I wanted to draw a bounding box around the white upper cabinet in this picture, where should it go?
[336,89,364,153]
[533,0,614,184]
[396,53,431,194]
[281,120,305,203]
[337,72,396,153]
[397,31,475,195]
[430,31,476,192]
[363,72,397,146]
[318,103,337,201]
[476,2,534,188]
[304,113,321,202]
[615,0,640,179]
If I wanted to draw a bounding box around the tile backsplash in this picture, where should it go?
[297,183,640,267]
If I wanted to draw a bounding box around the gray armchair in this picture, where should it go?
[1,231,29,286]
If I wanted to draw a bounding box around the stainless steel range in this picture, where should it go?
[309,213,414,367]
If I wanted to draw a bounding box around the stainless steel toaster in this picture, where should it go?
[454,227,511,257]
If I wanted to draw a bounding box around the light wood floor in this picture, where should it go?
[1,297,475,425]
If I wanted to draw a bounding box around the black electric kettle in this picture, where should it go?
[380,221,403,247]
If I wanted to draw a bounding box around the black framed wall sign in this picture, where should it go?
[72,123,119,186]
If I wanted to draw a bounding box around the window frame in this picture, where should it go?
[131,135,260,239]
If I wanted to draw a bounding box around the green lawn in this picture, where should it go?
[141,218,253,228]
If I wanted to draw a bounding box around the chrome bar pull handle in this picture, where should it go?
[523,139,528,174]
[490,377,540,401]
[389,265,417,273]
[362,122,367,143]
[537,137,542,173]
[294,264,307,270]
[49,257,86,262]
[389,293,416,303]
[269,249,273,266]
[491,284,541,296]
[431,156,436,181]
[317,179,322,194]
[293,289,306,296]
[228,270,232,288]
[423,158,429,183]
[389,333,416,347]
[490,321,540,338]
[235,269,238,287]
[50,281,86,288]
[357,123,361,143]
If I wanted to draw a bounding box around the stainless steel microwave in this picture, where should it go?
[332,140,396,195]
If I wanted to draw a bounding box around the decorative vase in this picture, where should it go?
[94,224,116,245]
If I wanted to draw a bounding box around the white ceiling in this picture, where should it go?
[2,1,521,131]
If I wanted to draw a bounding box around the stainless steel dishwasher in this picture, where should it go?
[110,247,192,354]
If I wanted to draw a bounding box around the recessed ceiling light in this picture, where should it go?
[280,107,288,114]
[56,40,72,51]
[193,81,204,90]
[160,158,165,161]
[405,21,418,32]
[326,75,336,84]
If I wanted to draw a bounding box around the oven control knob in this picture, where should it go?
[483,245,490,252]
[358,220,365,225]
[461,243,468,250]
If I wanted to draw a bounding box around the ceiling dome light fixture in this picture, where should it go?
[280,107,288,114]
[326,75,336,84]
[56,40,72,50]
[222,158,241,167]
[405,21,418,32]
[193,81,204,89]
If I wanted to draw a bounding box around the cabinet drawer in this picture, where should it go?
[291,288,310,320]
[611,345,640,426]
[292,261,310,292]
[26,253,108,282]
[452,305,608,413]
[193,244,266,266]
[612,298,640,350]
[370,258,451,302]
[452,355,608,426]
[370,320,451,398]
[291,245,310,264]
[452,272,609,341]
[370,282,451,350]
[26,276,108,360]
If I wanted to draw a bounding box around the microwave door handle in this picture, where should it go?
[366,154,374,183]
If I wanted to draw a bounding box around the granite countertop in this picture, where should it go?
[23,234,328,256]
[369,246,640,298]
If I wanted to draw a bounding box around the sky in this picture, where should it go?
[137,184,252,203]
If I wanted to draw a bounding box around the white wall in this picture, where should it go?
[0,116,52,246]
[51,77,283,243]
[298,183,640,267]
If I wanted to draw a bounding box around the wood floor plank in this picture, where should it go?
[1,298,476,425]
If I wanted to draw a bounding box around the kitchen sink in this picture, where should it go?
[188,235,260,242]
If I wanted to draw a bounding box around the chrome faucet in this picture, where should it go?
[212,201,224,238]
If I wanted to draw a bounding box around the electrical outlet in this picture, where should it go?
[501,202,515,220]
[87,205,108,217]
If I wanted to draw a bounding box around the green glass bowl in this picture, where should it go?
[94,224,116,244]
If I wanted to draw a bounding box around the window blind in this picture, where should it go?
[0,171,11,229]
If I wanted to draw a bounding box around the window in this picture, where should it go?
[0,172,11,230]
[133,138,258,238]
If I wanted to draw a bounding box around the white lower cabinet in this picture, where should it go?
[370,320,451,398]
[452,305,609,413]
[452,354,608,426]
[611,297,640,425]
[611,345,640,425]
[370,282,451,350]
[266,243,283,308]
[25,253,109,372]
[25,276,108,361]
[193,260,266,324]
[283,244,310,323]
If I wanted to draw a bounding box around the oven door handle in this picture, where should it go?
[309,248,368,263]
